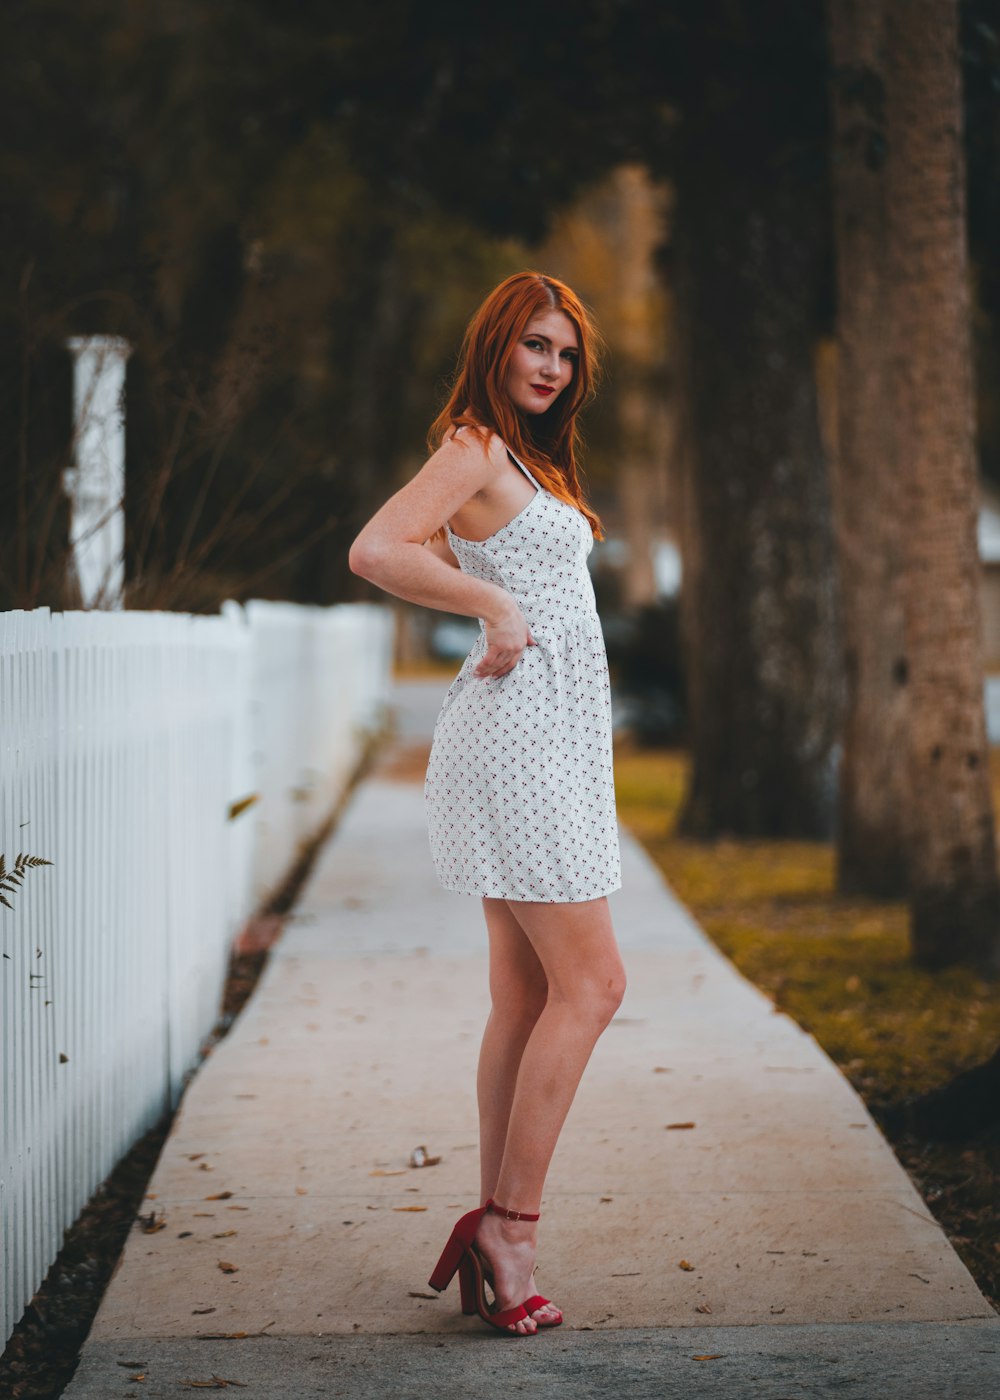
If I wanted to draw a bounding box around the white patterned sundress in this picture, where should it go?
[424,443,622,903]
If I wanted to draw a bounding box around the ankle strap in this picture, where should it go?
[486,1198,540,1223]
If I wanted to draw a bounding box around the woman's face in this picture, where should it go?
[504,309,579,416]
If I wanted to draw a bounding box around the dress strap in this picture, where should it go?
[504,445,540,493]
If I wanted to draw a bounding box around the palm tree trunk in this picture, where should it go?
[885,0,1000,970]
[827,0,910,896]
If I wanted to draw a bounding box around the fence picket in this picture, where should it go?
[0,601,392,1345]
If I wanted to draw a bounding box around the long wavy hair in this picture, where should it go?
[429,271,605,539]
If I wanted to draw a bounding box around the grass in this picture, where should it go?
[614,742,1000,1311]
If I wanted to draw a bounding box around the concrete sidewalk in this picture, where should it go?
[65,680,999,1398]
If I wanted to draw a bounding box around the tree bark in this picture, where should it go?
[827,0,910,896]
[672,13,841,838]
[885,0,1000,971]
[883,1041,1000,1141]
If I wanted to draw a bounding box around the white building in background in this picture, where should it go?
[63,335,132,609]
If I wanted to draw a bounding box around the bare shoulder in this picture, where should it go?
[352,424,509,550]
[438,424,509,478]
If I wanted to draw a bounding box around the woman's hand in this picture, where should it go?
[475,600,537,679]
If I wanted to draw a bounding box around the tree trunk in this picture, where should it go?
[885,0,1000,971]
[827,0,911,896]
[671,14,841,838]
[883,1041,1000,1141]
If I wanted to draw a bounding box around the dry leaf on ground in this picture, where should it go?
[180,1378,247,1390]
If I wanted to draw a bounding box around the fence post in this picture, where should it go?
[63,336,132,610]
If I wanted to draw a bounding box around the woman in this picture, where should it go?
[349,271,626,1337]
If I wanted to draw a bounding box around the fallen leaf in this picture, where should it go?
[198,1163,214,1172]
[138,1211,167,1234]
[695,1303,712,1314]
[178,1231,193,1239]
[408,1291,439,1300]
[393,1206,428,1212]
[205,1192,233,1200]
[212,1230,237,1239]
[180,1379,248,1390]
[692,1354,724,1361]
[116,1361,149,1368]
[678,1259,695,1271]
[217,1260,239,1273]
[653,1066,672,1073]
[369,1169,407,1178]
[600,1196,613,1203]
[295,1187,308,1196]
[128,1374,146,1382]
[409,1145,442,1168]
[192,1308,216,1315]
[226,1205,250,1211]
[188,1153,206,1162]
[666,1122,696,1130]
[197,1332,250,1340]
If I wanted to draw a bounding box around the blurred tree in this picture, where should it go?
[828,0,909,897]
[884,0,999,972]
[665,0,841,839]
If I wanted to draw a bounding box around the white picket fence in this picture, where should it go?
[0,600,393,1347]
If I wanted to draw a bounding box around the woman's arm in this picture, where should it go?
[349,433,535,679]
[422,531,461,568]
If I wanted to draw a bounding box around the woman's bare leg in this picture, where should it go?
[474,895,626,1333]
[478,897,549,1199]
[477,897,554,1329]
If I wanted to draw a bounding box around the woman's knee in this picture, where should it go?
[595,965,627,1027]
[552,963,626,1033]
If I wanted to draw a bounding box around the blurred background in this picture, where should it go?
[4,4,1000,714]
[4,5,1000,1366]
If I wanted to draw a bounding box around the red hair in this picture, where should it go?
[429,271,605,539]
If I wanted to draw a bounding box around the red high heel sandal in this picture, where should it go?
[428,1199,557,1335]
